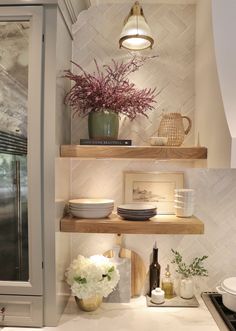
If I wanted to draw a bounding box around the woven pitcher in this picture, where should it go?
[158,112,192,146]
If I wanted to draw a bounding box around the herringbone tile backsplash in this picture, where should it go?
[72,3,195,146]
[70,161,236,292]
[69,4,236,292]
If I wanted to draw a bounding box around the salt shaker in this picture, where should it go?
[151,287,165,304]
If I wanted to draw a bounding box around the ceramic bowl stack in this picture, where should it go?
[174,189,195,218]
[69,199,114,219]
[117,203,157,221]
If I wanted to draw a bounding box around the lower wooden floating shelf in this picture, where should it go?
[60,214,204,234]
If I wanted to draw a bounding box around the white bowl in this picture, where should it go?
[69,204,114,210]
[174,205,194,211]
[69,206,114,213]
[174,189,195,195]
[174,205,194,218]
[174,200,194,208]
[174,193,195,198]
[69,198,114,208]
[174,195,195,203]
[70,209,112,219]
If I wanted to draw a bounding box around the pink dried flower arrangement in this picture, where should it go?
[64,56,157,120]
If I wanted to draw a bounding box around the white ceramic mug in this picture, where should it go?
[174,189,195,195]
[174,205,194,218]
[174,195,195,203]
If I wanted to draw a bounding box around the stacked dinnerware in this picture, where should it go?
[174,189,195,218]
[117,203,157,221]
[69,198,114,219]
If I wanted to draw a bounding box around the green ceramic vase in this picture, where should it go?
[88,110,119,140]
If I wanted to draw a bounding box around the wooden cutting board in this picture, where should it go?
[104,238,147,297]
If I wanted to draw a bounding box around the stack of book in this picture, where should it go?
[80,139,132,146]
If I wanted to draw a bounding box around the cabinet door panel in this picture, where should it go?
[0,6,43,295]
[0,294,43,327]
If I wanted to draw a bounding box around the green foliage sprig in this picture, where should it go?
[171,249,208,278]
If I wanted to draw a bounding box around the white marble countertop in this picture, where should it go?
[2,295,220,331]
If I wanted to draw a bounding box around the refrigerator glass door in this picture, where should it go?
[0,6,43,296]
[0,155,28,281]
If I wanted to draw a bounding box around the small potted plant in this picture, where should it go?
[63,56,157,140]
[171,249,208,299]
[65,254,120,311]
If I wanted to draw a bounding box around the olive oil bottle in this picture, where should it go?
[161,264,174,299]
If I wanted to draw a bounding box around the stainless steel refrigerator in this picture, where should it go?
[0,130,28,281]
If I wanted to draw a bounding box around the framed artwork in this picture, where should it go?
[124,172,184,214]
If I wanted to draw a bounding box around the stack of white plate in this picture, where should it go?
[69,199,114,219]
[174,189,195,218]
[117,203,157,221]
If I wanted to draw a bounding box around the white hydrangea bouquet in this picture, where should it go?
[65,255,120,299]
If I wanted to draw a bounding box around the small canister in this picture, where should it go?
[151,287,165,304]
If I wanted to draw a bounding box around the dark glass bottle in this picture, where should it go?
[149,244,161,296]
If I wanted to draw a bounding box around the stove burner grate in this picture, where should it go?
[210,294,236,331]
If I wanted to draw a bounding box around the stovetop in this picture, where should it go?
[202,292,236,331]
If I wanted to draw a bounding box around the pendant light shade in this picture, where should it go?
[119,1,154,51]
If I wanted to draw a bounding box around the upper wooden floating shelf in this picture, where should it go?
[60,145,207,160]
[60,214,204,234]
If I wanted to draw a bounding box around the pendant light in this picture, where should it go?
[119,1,154,51]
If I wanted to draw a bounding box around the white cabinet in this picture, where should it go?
[0,2,73,326]
[0,5,43,326]
[0,6,43,295]
[0,295,43,327]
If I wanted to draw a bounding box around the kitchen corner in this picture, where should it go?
[1,0,236,330]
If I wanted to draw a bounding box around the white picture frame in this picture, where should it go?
[124,172,184,214]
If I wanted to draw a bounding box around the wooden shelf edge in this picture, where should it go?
[60,214,204,235]
[60,145,207,160]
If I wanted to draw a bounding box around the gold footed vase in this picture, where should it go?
[75,295,102,312]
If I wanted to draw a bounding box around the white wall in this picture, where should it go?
[55,159,71,320]
[211,0,236,167]
[195,0,231,168]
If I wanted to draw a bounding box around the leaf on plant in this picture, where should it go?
[171,249,208,277]
[74,276,87,284]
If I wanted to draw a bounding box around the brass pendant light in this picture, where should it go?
[119,1,154,51]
